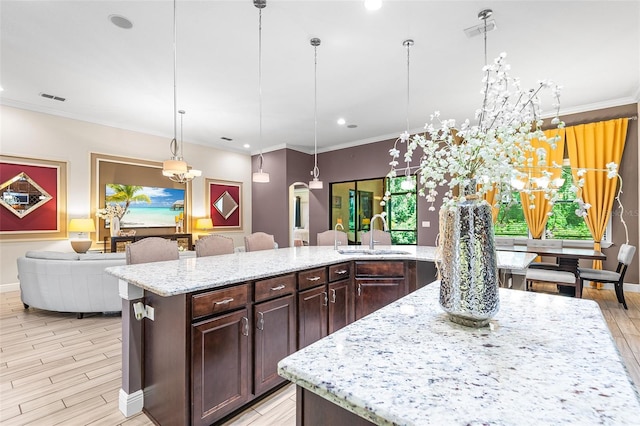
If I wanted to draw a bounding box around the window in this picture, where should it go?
[384,176,417,245]
[494,165,594,241]
[330,176,417,245]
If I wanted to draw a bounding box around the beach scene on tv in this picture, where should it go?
[103,184,185,228]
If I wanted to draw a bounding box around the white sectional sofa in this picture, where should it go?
[17,250,194,318]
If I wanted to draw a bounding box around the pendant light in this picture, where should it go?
[252,0,270,183]
[309,37,323,190]
[400,39,415,191]
[162,0,201,183]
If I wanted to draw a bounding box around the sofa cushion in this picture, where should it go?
[25,251,80,261]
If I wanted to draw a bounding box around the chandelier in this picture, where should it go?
[162,0,201,183]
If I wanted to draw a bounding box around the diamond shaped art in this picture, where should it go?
[214,191,238,220]
[0,172,53,218]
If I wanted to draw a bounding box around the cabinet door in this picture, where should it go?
[254,294,296,395]
[328,279,353,334]
[298,286,328,349]
[354,278,405,320]
[192,308,250,426]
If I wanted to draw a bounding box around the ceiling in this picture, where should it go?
[1,1,639,155]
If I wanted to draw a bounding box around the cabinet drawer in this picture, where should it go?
[297,267,328,291]
[355,261,404,277]
[255,274,296,302]
[328,262,350,282]
[192,284,249,320]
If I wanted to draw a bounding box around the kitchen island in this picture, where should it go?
[106,245,538,424]
[278,282,640,425]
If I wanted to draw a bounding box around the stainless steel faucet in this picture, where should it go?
[368,214,388,250]
[334,222,344,250]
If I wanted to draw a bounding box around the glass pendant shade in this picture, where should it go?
[253,170,270,183]
[162,159,188,176]
[309,177,323,189]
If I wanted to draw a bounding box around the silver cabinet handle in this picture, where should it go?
[330,288,336,303]
[241,317,249,336]
[322,291,328,306]
[256,311,264,331]
[306,276,321,281]
[214,298,234,306]
[335,270,348,275]
[357,283,361,297]
[270,284,285,291]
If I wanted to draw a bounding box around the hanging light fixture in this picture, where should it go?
[309,37,323,190]
[162,0,201,183]
[400,39,415,191]
[252,0,270,183]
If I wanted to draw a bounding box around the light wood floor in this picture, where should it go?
[1,287,639,425]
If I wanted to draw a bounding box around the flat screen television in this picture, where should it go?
[104,184,185,228]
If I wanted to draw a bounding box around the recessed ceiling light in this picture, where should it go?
[337,118,346,125]
[364,0,382,11]
[109,14,133,29]
[243,144,250,149]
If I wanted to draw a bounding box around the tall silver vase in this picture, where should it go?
[438,193,499,327]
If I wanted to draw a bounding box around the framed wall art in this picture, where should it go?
[0,154,68,241]
[205,178,242,230]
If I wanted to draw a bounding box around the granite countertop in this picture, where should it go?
[105,246,536,297]
[278,283,640,425]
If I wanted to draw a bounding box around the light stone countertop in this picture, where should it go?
[278,282,640,425]
[105,246,536,297]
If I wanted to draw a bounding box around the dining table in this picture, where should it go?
[509,243,607,295]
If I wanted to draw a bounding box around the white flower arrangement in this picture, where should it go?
[388,52,564,212]
[96,203,128,221]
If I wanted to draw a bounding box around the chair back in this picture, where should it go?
[361,230,392,246]
[195,234,234,257]
[126,237,179,265]
[317,230,348,247]
[244,232,276,252]
[495,237,515,249]
[526,239,562,249]
[618,244,636,266]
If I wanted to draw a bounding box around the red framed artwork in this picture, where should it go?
[0,155,68,240]
[205,178,242,230]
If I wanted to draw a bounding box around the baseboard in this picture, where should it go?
[593,282,640,293]
[0,282,20,293]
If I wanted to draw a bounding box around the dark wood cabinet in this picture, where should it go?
[191,308,250,426]
[298,285,328,349]
[354,261,408,320]
[139,260,412,425]
[298,262,352,348]
[253,294,296,396]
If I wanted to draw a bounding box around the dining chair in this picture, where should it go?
[317,230,348,247]
[525,239,564,290]
[195,234,234,257]
[579,244,636,310]
[361,230,392,246]
[524,267,580,298]
[244,232,276,252]
[126,237,179,265]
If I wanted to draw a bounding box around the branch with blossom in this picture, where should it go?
[389,52,567,212]
[96,203,128,221]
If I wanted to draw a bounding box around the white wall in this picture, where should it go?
[0,105,252,290]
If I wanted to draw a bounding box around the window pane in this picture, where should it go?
[389,194,416,229]
[390,230,416,245]
[494,193,528,237]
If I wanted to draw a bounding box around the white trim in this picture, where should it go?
[0,282,20,293]
[118,279,144,300]
[118,388,143,417]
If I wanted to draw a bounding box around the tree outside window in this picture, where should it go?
[385,176,417,245]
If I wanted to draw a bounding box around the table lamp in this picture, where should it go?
[69,218,95,253]
[196,218,214,234]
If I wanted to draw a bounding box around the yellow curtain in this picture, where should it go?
[482,185,500,223]
[566,118,628,274]
[520,128,566,238]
